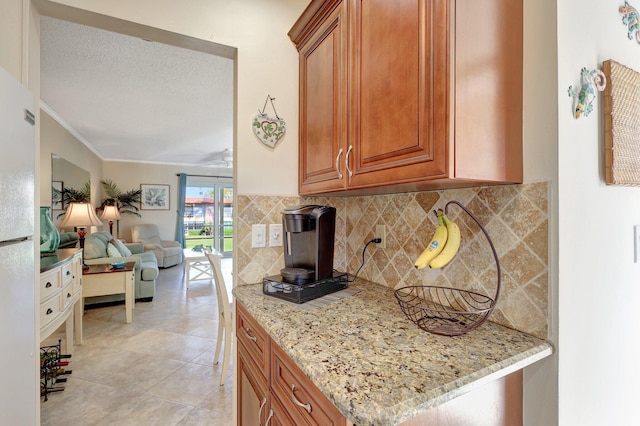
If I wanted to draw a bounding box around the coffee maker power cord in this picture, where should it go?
[347,238,381,283]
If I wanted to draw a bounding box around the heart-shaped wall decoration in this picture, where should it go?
[252,114,286,148]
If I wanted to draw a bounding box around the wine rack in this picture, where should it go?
[40,340,72,401]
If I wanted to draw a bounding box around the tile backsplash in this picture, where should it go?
[237,182,548,339]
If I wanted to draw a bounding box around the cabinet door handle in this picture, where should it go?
[66,270,71,276]
[244,327,257,343]
[345,145,353,178]
[264,409,274,426]
[67,292,72,298]
[46,308,53,315]
[45,282,52,288]
[291,384,312,413]
[335,148,344,180]
[258,397,267,425]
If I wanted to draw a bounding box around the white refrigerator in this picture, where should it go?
[0,66,37,423]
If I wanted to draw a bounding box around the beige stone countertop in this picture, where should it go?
[233,280,553,426]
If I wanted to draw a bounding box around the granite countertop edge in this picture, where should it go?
[234,281,554,426]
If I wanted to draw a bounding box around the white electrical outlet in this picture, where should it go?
[252,224,266,248]
[635,225,640,263]
[375,224,386,249]
[269,223,283,247]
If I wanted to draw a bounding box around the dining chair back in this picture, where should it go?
[204,250,233,386]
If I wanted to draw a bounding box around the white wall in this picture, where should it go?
[558,1,640,424]
[522,0,558,424]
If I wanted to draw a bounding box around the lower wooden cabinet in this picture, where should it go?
[236,303,349,426]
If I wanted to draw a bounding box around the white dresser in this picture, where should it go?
[39,249,83,353]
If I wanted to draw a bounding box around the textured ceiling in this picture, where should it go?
[40,16,234,167]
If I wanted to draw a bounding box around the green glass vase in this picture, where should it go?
[40,206,60,253]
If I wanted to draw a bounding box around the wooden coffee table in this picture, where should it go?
[82,262,136,323]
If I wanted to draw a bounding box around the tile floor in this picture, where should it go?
[40,259,234,426]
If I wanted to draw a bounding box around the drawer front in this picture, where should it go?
[40,269,60,301]
[40,294,61,328]
[61,261,74,286]
[62,281,74,310]
[236,303,270,379]
[271,342,345,426]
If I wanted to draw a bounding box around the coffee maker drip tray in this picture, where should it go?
[263,272,349,304]
[280,267,315,284]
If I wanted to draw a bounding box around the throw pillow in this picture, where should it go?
[111,238,132,257]
[83,235,107,259]
[107,242,123,258]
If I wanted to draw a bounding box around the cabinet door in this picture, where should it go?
[238,341,269,426]
[298,1,348,195]
[347,0,449,188]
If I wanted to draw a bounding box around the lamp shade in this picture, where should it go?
[100,205,121,221]
[59,202,103,228]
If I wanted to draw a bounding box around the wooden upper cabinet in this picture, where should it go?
[293,0,348,194]
[348,0,448,189]
[289,0,523,196]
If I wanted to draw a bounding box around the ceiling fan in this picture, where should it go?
[203,148,233,168]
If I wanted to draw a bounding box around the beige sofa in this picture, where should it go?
[83,232,159,303]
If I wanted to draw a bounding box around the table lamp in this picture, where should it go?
[59,202,103,269]
[100,205,121,237]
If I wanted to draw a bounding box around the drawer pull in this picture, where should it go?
[258,397,267,425]
[291,384,312,413]
[66,270,71,276]
[264,409,274,426]
[244,327,257,343]
[67,292,72,298]
[335,148,344,180]
[46,308,53,315]
[45,282,52,288]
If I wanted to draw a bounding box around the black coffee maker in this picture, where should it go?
[281,205,336,284]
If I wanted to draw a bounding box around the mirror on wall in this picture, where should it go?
[51,154,91,215]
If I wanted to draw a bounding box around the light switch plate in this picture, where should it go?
[269,223,283,247]
[252,224,266,248]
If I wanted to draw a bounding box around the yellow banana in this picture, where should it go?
[414,211,448,269]
[429,214,461,269]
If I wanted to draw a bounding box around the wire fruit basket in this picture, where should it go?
[395,200,501,336]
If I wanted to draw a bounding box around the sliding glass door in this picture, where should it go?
[183,179,233,257]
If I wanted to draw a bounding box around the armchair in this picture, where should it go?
[131,224,183,268]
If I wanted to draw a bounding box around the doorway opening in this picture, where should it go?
[183,177,233,258]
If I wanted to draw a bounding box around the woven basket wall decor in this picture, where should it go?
[603,59,640,186]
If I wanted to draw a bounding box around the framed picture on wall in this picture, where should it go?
[52,181,63,210]
[140,184,170,210]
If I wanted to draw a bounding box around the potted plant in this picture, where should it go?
[98,179,142,238]
[56,181,91,219]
